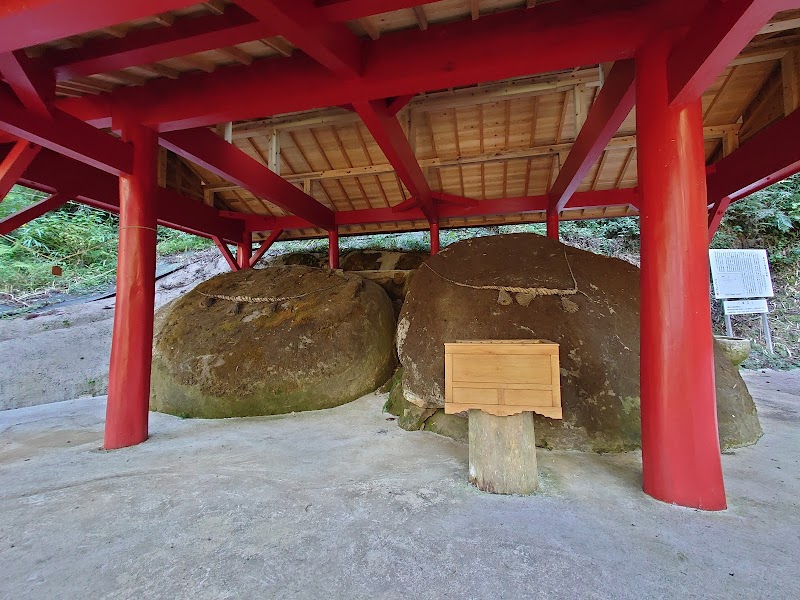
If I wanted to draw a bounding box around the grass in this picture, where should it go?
[0,185,210,300]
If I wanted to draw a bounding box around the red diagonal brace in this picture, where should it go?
[353,98,435,222]
[0,140,40,201]
[0,88,132,176]
[386,94,415,116]
[236,0,362,78]
[706,107,800,203]
[160,127,334,230]
[0,51,55,115]
[668,0,789,106]
[250,228,283,268]
[213,236,240,272]
[708,197,731,243]
[550,60,635,212]
[0,192,69,235]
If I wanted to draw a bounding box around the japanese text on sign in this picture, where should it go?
[709,249,774,299]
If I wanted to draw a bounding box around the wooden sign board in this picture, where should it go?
[709,249,774,299]
[444,340,562,419]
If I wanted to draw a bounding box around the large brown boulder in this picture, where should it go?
[341,250,429,271]
[395,234,762,451]
[151,266,396,418]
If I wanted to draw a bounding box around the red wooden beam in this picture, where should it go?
[236,231,253,270]
[0,88,131,175]
[668,0,789,106]
[12,146,244,241]
[328,228,339,269]
[47,3,434,80]
[431,192,478,208]
[0,50,55,115]
[50,6,266,80]
[160,127,334,229]
[549,60,635,212]
[237,0,362,79]
[386,94,415,116]
[706,107,800,203]
[236,188,639,232]
[0,192,68,234]
[0,0,199,54]
[57,1,667,130]
[708,197,731,242]
[214,236,240,271]
[250,228,283,267]
[353,98,434,220]
[316,0,431,22]
[0,140,40,200]
[429,220,439,255]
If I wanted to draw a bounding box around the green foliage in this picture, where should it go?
[711,174,800,271]
[156,229,212,255]
[0,185,209,295]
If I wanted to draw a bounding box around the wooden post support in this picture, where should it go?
[468,410,538,495]
[236,230,252,270]
[430,220,440,255]
[546,208,559,240]
[636,35,726,510]
[328,228,339,269]
[105,124,158,450]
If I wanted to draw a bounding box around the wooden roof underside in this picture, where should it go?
[28,1,800,240]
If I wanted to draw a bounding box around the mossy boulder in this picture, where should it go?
[383,368,469,443]
[269,252,327,268]
[151,266,396,418]
[395,233,762,451]
[341,250,428,271]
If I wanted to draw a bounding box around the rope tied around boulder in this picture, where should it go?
[422,248,583,305]
[198,279,349,304]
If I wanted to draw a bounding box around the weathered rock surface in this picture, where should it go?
[395,233,762,451]
[341,250,428,272]
[151,266,396,418]
[270,250,422,314]
[269,252,328,268]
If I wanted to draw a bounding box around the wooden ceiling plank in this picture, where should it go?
[412,6,429,31]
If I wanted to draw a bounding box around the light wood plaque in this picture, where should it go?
[444,340,562,419]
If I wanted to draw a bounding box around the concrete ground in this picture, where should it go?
[0,371,797,600]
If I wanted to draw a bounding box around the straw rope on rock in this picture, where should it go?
[420,247,581,301]
[393,233,762,452]
[151,265,396,418]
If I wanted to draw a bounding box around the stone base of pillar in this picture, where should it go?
[468,410,538,495]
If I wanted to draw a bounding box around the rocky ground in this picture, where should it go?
[0,249,230,410]
[0,371,798,599]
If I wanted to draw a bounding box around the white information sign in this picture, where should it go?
[709,249,774,299]
[723,298,769,315]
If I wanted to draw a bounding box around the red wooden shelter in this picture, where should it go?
[1,0,800,511]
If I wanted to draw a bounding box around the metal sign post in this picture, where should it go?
[709,249,775,354]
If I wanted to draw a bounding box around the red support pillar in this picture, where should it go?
[104,124,158,450]
[236,230,252,270]
[546,209,559,240]
[430,220,440,255]
[328,228,339,269]
[636,35,726,510]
